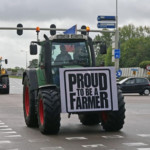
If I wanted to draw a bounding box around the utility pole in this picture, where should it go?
[115,0,119,71]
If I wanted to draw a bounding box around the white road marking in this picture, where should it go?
[123,142,148,146]
[0,125,8,128]
[4,135,21,138]
[0,140,11,144]
[102,135,124,139]
[2,131,17,134]
[6,149,18,150]
[66,137,87,140]
[40,147,64,150]
[0,123,5,125]
[137,148,150,150]
[28,139,50,142]
[0,128,12,131]
[82,144,106,148]
[137,134,150,137]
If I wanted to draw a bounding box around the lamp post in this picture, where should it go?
[20,50,28,68]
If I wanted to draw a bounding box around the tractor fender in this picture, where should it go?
[38,84,57,91]
[22,69,38,90]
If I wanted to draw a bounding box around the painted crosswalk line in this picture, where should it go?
[123,143,148,146]
[66,137,87,140]
[40,147,64,150]
[82,144,106,148]
[0,140,11,144]
[102,135,124,139]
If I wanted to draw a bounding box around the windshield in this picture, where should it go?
[51,41,90,67]
[119,78,128,84]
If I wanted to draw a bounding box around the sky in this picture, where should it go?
[0,0,150,69]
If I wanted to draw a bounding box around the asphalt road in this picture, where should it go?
[0,78,150,150]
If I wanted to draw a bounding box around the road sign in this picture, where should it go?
[133,71,136,75]
[116,70,122,78]
[131,68,138,71]
[97,23,115,28]
[114,49,120,59]
[146,65,150,71]
[147,72,150,75]
[97,16,115,21]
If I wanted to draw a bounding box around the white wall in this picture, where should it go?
[120,67,149,77]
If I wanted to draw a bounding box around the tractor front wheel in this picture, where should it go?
[37,89,61,134]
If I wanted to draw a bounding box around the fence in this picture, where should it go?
[120,67,149,77]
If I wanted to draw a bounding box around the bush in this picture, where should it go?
[139,61,150,69]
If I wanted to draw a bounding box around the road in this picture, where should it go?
[0,78,150,150]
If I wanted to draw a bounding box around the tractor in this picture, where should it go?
[22,25,125,134]
[0,57,9,94]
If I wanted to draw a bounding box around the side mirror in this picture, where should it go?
[100,44,107,54]
[5,59,8,64]
[30,44,37,55]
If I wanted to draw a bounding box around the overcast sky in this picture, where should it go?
[1,0,150,68]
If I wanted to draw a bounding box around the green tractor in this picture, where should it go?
[0,57,9,94]
[22,25,125,134]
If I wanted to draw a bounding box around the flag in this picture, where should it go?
[63,25,77,34]
[65,45,74,52]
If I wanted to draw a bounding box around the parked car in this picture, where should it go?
[117,77,150,95]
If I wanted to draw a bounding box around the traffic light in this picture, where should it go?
[100,44,107,54]
[50,24,56,35]
[81,25,86,35]
[17,23,23,35]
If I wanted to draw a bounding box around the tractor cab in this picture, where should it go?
[30,32,106,87]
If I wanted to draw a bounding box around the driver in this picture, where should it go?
[54,45,72,65]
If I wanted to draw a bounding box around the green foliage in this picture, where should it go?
[94,24,150,67]
[139,61,150,69]
[94,29,113,66]
[120,37,150,67]
[105,47,114,66]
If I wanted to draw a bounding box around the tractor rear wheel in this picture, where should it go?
[78,114,101,125]
[38,89,61,134]
[100,90,126,131]
[23,76,38,127]
[1,76,9,94]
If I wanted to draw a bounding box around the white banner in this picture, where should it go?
[60,67,118,113]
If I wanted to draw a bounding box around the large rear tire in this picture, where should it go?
[1,76,9,94]
[23,76,38,127]
[78,114,101,125]
[101,90,126,131]
[38,89,61,134]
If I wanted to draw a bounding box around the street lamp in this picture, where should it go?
[20,50,28,68]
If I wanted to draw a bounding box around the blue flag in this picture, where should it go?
[64,25,77,34]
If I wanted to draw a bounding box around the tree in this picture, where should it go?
[139,61,150,69]
[120,37,150,67]
[94,29,113,66]
[105,47,114,66]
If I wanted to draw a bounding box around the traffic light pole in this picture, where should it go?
[115,0,119,71]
